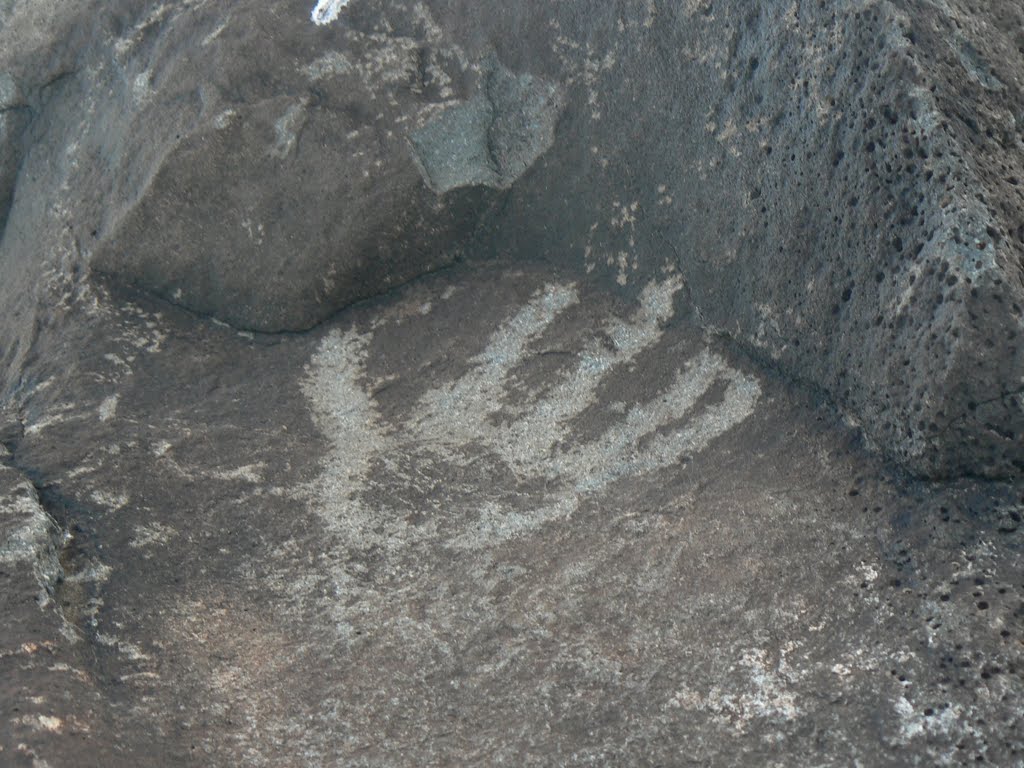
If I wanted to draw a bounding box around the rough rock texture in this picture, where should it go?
[0,457,119,768]
[85,3,562,333]
[0,1,1023,764]
[0,73,29,235]
[0,0,560,336]
[0,265,1021,766]
[0,0,1021,476]
[0,0,85,237]
[409,56,563,194]
[450,0,1024,479]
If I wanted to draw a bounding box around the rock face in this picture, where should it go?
[0,0,559,334]
[0,73,28,236]
[0,265,1021,766]
[85,3,566,333]
[409,56,563,194]
[0,464,63,607]
[446,0,1024,479]
[1,3,1024,761]
[0,0,1021,477]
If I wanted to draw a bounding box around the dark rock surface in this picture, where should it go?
[1,0,1022,476]
[0,0,507,336]
[1,264,1022,765]
[449,0,1024,479]
[0,74,28,236]
[1,0,1023,765]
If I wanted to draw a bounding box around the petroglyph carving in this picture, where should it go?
[302,277,761,635]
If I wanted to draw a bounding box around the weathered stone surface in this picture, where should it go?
[0,0,88,240]
[445,0,1024,478]
[409,56,563,194]
[0,264,1021,765]
[0,0,1020,476]
[0,2,1022,762]
[0,462,119,768]
[0,466,61,606]
[0,0,563,335]
[85,1,527,333]
[0,73,29,235]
